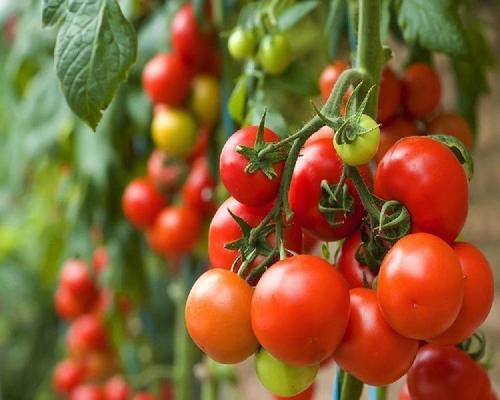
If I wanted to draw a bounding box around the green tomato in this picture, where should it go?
[254,349,318,397]
[334,114,380,166]
[228,28,256,60]
[257,34,292,75]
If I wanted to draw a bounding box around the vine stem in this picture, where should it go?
[340,372,364,400]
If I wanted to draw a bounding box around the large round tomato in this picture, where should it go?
[189,75,220,126]
[374,117,419,163]
[334,288,418,385]
[427,112,474,150]
[60,259,97,301]
[378,66,402,123]
[122,177,166,229]
[402,63,441,117]
[70,384,104,400]
[251,255,350,365]
[147,150,187,195]
[67,315,108,356]
[142,53,192,106]
[374,136,468,243]
[289,137,371,241]
[337,231,375,288]
[181,157,216,215]
[377,233,464,340]
[430,242,493,345]
[53,359,86,395]
[273,384,315,400]
[319,60,350,101]
[220,126,284,207]
[185,269,259,363]
[103,376,130,400]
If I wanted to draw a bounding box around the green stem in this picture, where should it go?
[344,165,380,220]
[376,386,388,400]
[201,377,219,400]
[340,372,364,400]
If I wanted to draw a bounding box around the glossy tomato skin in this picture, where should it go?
[334,288,418,385]
[103,376,130,400]
[430,242,494,345]
[402,63,441,117]
[378,66,402,123]
[337,231,375,288]
[289,138,371,241]
[377,233,464,340]
[181,157,216,215]
[375,136,468,243]
[220,126,284,207]
[272,383,315,400]
[66,314,108,356]
[251,255,350,366]
[53,359,86,395]
[374,117,419,163]
[304,126,334,146]
[427,112,474,150]
[70,384,104,400]
[122,177,166,229]
[142,53,192,106]
[185,269,259,363]
[319,60,350,101]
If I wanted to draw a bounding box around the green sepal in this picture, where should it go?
[429,134,474,181]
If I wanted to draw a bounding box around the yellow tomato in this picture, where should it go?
[189,75,220,126]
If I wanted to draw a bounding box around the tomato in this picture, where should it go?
[54,286,94,320]
[151,108,198,158]
[377,233,464,340]
[185,269,259,363]
[70,384,104,400]
[181,157,217,215]
[220,125,284,206]
[134,393,156,400]
[67,314,108,356]
[147,150,187,194]
[257,34,292,75]
[148,206,202,257]
[60,259,96,297]
[272,383,315,400]
[334,288,418,385]
[255,348,318,397]
[301,231,318,254]
[399,383,412,400]
[189,75,220,126]
[289,137,371,241]
[92,246,108,275]
[171,4,215,68]
[427,112,474,150]
[142,53,192,106]
[161,381,174,400]
[103,376,130,400]
[334,114,380,166]
[83,351,116,380]
[208,197,302,271]
[304,126,334,146]
[374,136,468,243]
[337,231,375,288]
[53,359,86,395]
[430,242,494,345]
[374,117,419,163]
[319,60,350,101]
[252,255,350,365]
[402,63,441,117]
[407,344,486,400]
[378,66,402,123]
[228,27,256,60]
[122,177,166,229]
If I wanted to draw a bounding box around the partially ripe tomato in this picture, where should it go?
[378,66,402,123]
[67,314,108,356]
[272,384,315,400]
[257,34,292,75]
[185,269,259,363]
[427,112,474,150]
[189,75,220,126]
[374,117,419,163]
[103,376,130,400]
[147,150,187,194]
[60,259,97,301]
[181,157,216,215]
[70,384,104,400]
[53,359,86,395]
[337,231,375,288]
[319,60,350,101]
[402,63,441,117]
[252,255,350,365]
[122,177,166,229]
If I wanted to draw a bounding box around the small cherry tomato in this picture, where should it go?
[122,177,166,229]
[337,231,375,288]
[70,384,104,400]
[402,63,441,117]
[53,359,86,395]
[83,351,117,380]
[66,314,108,356]
[228,27,257,60]
[54,285,93,320]
[181,157,217,215]
[374,117,419,163]
[378,66,402,123]
[60,259,98,303]
[189,75,220,126]
[103,376,130,400]
[147,150,187,194]
[319,60,350,101]
[92,246,108,275]
[258,34,292,75]
[427,112,474,150]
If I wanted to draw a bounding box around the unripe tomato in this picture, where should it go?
[337,231,375,288]
[228,27,256,60]
[103,376,130,400]
[374,117,419,163]
[147,150,187,194]
[252,255,350,365]
[53,359,86,395]
[378,66,402,123]
[181,157,217,216]
[152,108,198,158]
[319,60,350,101]
[427,111,474,150]
[402,63,441,117]
[334,114,380,166]
[70,384,104,400]
[189,75,220,126]
[377,233,464,340]
[257,34,292,75]
[272,384,315,400]
[67,314,108,356]
[142,53,192,106]
[185,269,259,363]
[122,177,166,229]
[255,349,318,397]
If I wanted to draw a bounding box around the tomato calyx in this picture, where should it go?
[318,177,354,227]
[429,134,474,180]
[458,331,488,363]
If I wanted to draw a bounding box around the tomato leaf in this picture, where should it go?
[278,1,319,31]
[42,0,67,27]
[54,0,137,130]
[429,134,474,180]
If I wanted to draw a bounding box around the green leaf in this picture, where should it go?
[54,0,137,130]
[268,61,319,96]
[228,75,248,123]
[278,1,319,31]
[42,0,66,27]
[396,0,470,58]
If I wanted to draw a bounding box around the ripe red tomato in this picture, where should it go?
[134,392,156,400]
[54,286,92,320]
[430,242,494,345]
[334,288,418,385]
[60,259,97,301]
[251,255,350,365]
[399,383,411,400]
[407,344,486,400]
[122,177,166,229]
[337,231,375,288]
[147,150,187,194]
[289,138,371,241]
[148,206,202,257]
[319,60,350,101]
[92,246,108,275]
[185,269,259,363]
[142,53,192,106]
[304,126,334,146]
[220,126,284,207]
[70,384,104,400]
[272,384,315,400]
[181,157,216,215]
[402,63,441,117]
[103,376,130,400]
[427,111,474,150]
[374,136,468,243]
[67,315,108,356]
[53,359,86,395]
[374,117,419,163]
[378,66,402,123]
[377,233,464,340]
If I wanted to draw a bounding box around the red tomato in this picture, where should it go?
[304,126,334,147]
[302,231,318,254]
[427,112,474,150]
[378,66,402,123]
[60,259,98,302]
[133,392,156,400]
[181,157,216,215]
[66,315,108,356]
[92,246,108,275]
[374,136,468,243]
[407,344,486,400]
[53,359,86,395]
[220,126,284,207]
[70,384,104,400]
[374,117,419,163]
[402,63,441,117]
[148,206,202,257]
[251,255,350,365]
[319,60,350,101]
[273,383,315,400]
[289,138,371,241]
[185,269,259,363]
[122,177,166,229]
[399,383,412,400]
[334,288,418,385]
[377,233,464,340]
[161,381,173,400]
[337,231,375,288]
[142,53,192,106]
[430,242,494,344]
[147,150,187,195]
[83,351,117,380]
[54,285,93,320]
[103,376,130,400]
